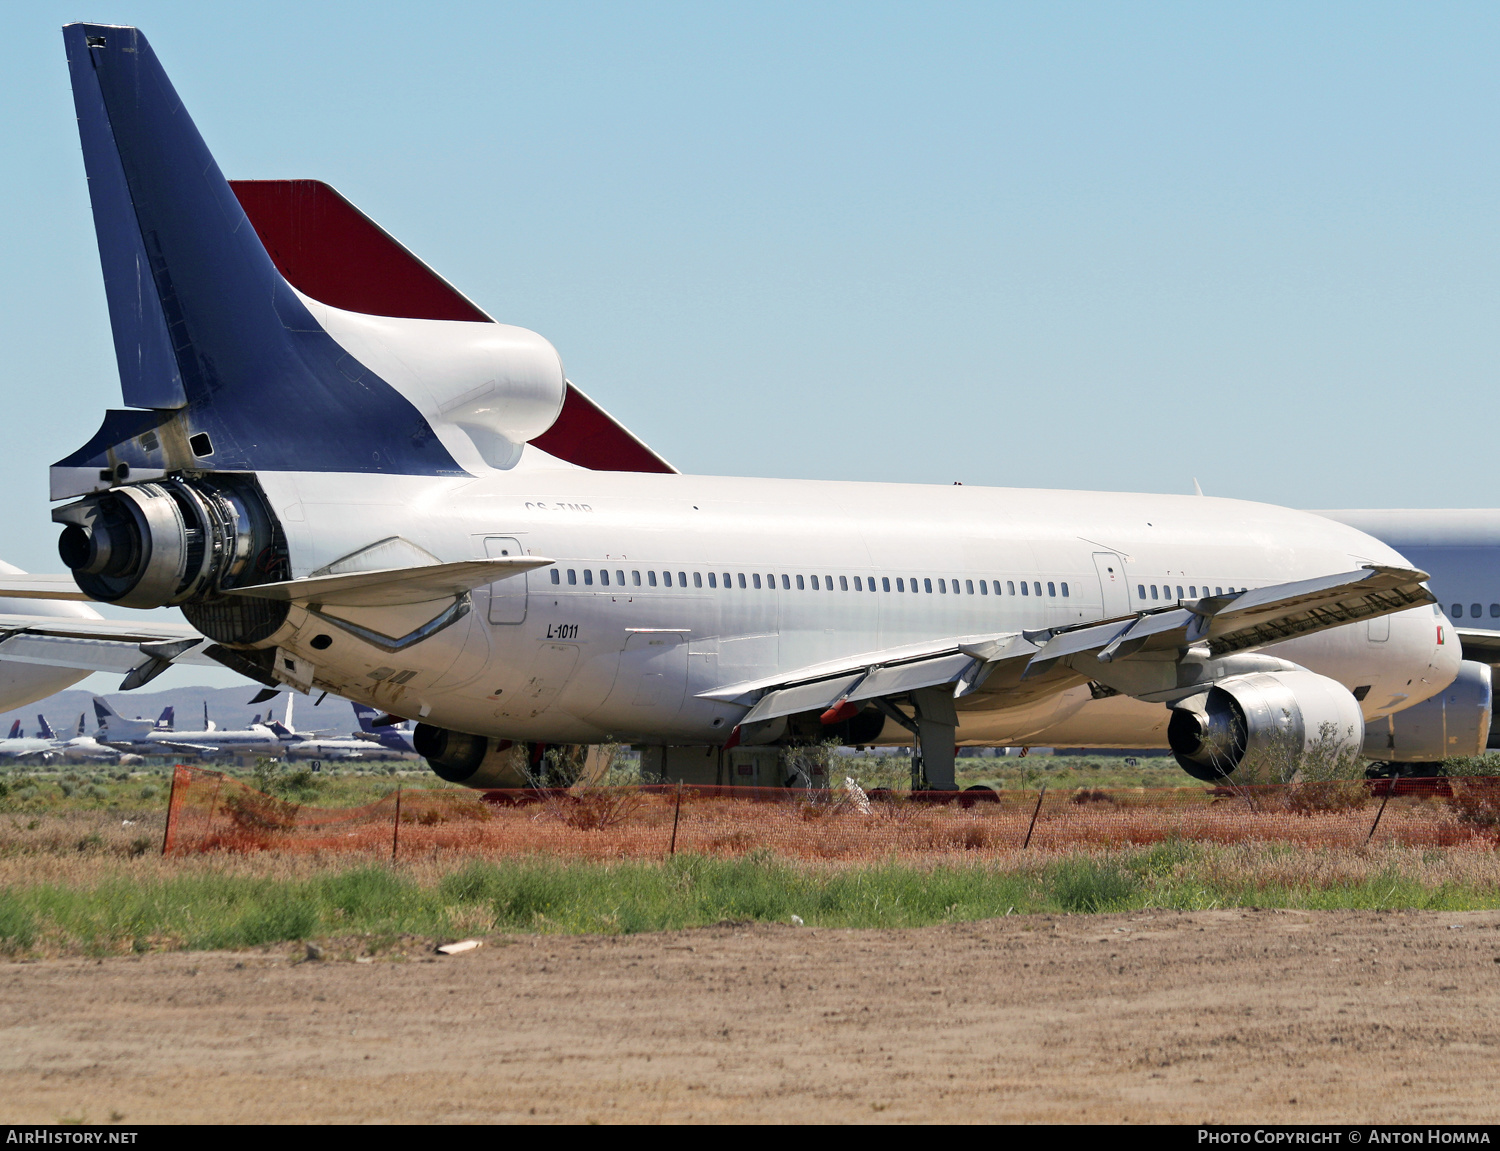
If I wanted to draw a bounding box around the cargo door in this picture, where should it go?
[484,536,528,624]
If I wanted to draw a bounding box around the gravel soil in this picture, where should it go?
[3,909,1499,1124]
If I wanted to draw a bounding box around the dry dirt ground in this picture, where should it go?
[3,909,1499,1124]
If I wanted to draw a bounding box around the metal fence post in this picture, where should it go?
[392,785,402,862]
[1366,782,1393,845]
[1023,784,1047,849]
[668,781,683,857]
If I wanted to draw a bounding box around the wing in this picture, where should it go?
[0,613,217,691]
[706,565,1435,728]
[1457,627,1500,664]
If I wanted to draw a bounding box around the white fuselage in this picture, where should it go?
[253,464,1457,750]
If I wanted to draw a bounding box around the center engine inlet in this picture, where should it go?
[53,475,290,643]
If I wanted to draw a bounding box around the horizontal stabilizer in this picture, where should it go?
[222,556,552,607]
[0,575,94,601]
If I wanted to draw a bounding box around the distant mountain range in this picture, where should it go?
[0,685,367,740]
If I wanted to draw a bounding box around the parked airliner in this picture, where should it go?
[0,25,1481,790]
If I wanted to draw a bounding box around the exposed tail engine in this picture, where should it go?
[53,475,289,644]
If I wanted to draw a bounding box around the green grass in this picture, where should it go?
[4,844,1500,957]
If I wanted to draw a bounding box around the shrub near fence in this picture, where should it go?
[160,766,1500,860]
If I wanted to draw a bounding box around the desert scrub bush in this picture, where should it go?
[139,786,158,800]
[1443,753,1500,778]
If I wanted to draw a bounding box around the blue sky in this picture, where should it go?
[2,2,1498,689]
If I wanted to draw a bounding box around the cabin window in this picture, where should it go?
[1150,585,1158,599]
[854,576,862,591]
[1033,582,1042,596]
[979,580,987,595]
[1492,604,1499,618]
[781,574,790,589]
[993,581,1002,595]
[663,572,672,587]
[678,572,687,586]
[811,575,821,590]
[1215,586,1222,595]
[550,569,560,585]
[738,573,747,588]
[1061,582,1069,597]
[1137,584,1145,599]
[1047,581,1055,597]
[840,575,849,590]
[1020,581,1029,596]
[753,573,762,589]
[1473,604,1482,619]
[599,570,610,586]
[723,572,731,587]
[869,576,877,591]
[633,571,642,586]
[693,572,703,588]
[616,570,624,585]
[708,572,717,588]
[883,577,892,592]
[1187,585,1195,597]
[583,569,593,586]
[648,571,657,587]
[1007,581,1016,595]
[938,579,947,594]
[896,578,904,592]
[1453,604,1463,618]
[924,578,933,593]
[966,579,974,595]
[567,569,577,585]
[1176,586,1184,599]
[796,575,805,590]
[766,574,774,588]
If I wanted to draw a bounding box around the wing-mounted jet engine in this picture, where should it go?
[1166,668,1366,781]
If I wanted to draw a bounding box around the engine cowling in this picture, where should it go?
[1167,669,1365,782]
[414,725,530,788]
[1362,659,1491,763]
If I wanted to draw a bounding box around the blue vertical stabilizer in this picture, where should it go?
[58,23,464,477]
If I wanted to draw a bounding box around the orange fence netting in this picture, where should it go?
[160,765,1500,860]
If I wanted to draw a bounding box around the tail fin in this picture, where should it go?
[76,713,86,738]
[351,703,379,733]
[157,706,173,730]
[283,694,295,734]
[91,695,154,741]
[36,715,56,740]
[57,25,629,496]
[230,180,674,474]
[7,720,19,739]
[56,24,465,491]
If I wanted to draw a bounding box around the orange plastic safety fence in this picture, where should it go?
[159,766,1500,859]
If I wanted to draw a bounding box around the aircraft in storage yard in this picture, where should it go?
[0,23,1483,791]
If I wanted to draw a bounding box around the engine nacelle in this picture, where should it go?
[1167,669,1365,782]
[53,475,289,644]
[1362,659,1491,763]
[415,725,530,788]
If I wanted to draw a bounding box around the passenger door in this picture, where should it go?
[1093,552,1130,618]
[484,536,528,624]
